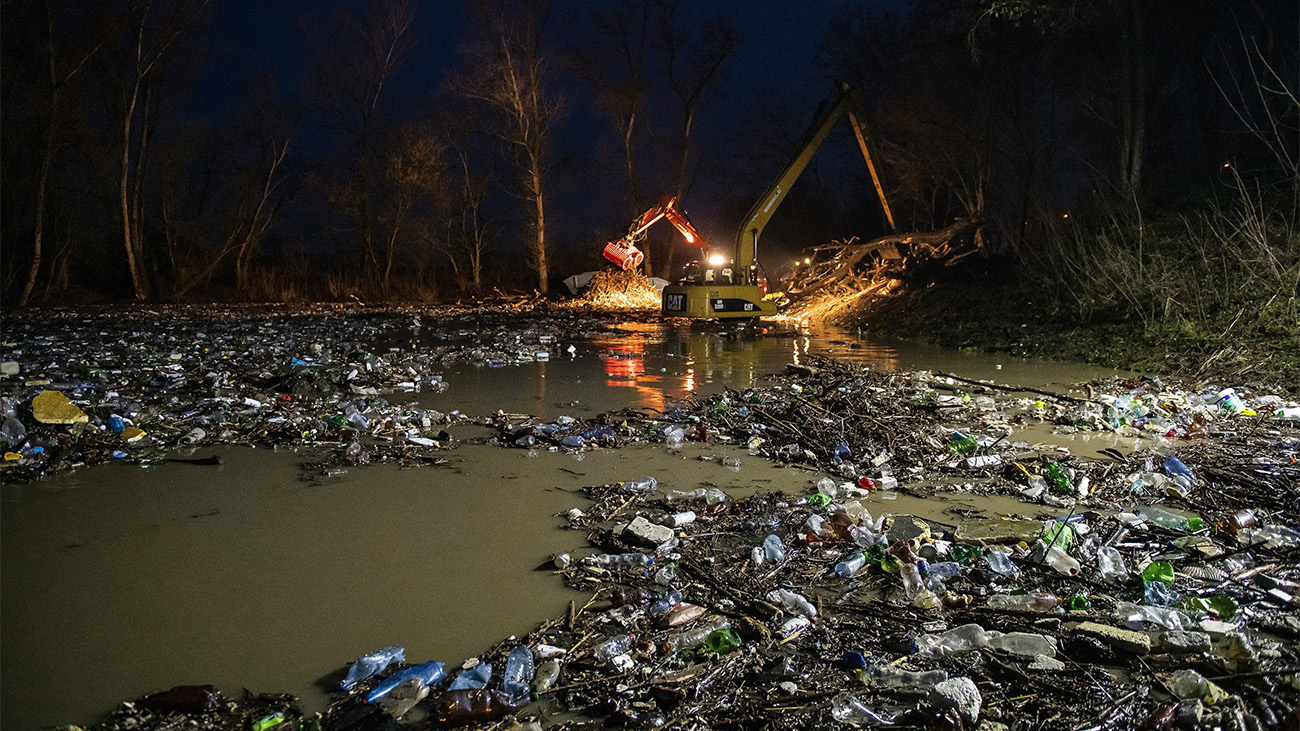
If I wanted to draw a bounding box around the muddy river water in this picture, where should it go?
[1,320,1132,731]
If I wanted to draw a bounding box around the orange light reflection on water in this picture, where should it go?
[600,337,669,413]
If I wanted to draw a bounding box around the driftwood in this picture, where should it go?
[786,217,982,300]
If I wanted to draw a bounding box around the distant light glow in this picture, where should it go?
[708,253,726,267]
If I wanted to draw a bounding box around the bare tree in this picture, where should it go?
[654,3,739,274]
[573,2,656,272]
[110,0,211,300]
[375,126,447,296]
[303,0,418,287]
[17,0,118,306]
[454,0,560,294]
[157,77,295,299]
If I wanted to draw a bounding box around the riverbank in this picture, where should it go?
[786,260,1300,400]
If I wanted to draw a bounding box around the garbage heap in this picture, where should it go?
[0,306,612,482]
[311,358,1296,730]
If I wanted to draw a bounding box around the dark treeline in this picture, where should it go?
[1,0,1295,308]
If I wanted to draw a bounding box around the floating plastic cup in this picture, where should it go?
[1216,388,1246,413]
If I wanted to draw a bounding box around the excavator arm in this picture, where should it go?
[732,82,895,276]
[602,196,707,270]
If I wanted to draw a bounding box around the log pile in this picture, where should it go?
[782,217,982,322]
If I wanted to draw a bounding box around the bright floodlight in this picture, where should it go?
[708,254,726,267]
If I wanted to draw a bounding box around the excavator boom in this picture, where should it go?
[602,196,707,271]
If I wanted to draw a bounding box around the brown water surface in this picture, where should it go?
[1,321,1129,730]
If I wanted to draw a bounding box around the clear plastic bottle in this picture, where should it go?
[986,632,1057,657]
[1044,546,1080,576]
[665,488,706,502]
[900,562,923,598]
[594,634,636,664]
[660,617,730,654]
[533,659,561,693]
[917,623,989,657]
[1115,601,1194,630]
[986,550,1018,575]
[986,590,1058,613]
[623,477,658,492]
[339,645,405,691]
[834,551,867,578]
[448,661,493,690]
[1135,506,1203,532]
[830,692,895,727]
[861,664,948,694]
[768,588,817,617]
[1096,546,1128,582]
[585,552,652,569]
[501,646,534,700]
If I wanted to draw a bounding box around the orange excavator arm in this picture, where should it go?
[602,196,707,270]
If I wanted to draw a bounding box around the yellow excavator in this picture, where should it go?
[660,82,896,320]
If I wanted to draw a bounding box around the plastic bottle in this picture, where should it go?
[986,590,1058,613]
[900,562,923,598]
[1143,581,1180,606]
[986,550,1018,575]
[585,553,652,569]
[768,588,817,618]
[830,693,895,727]
[594,634,636,664]
[665,488,706,502]
[1135,506,1203,532]
[533,659,561,693]
[664,511,696,528]
[646,589,683,617]
[834,551,867,578]
[661,617,730,654]
[622,477,658,492]
[1115,601,1194,630]
[339,645,405,691]
[860,664,948,694]
[434,689,529,725]
[916,623,989,657]
[1096,546,1129,582]
[376,678,428,720]
[1163,456,1195,483]
[252,712,285,731]
[664,426,685,449]
[501,646,535,700]
[366,661,446,703]
[701,627,742,655]
[763,535,785,562]
[1044,546,1080,576]
[447,661,493,690]
[987,632,1057,657]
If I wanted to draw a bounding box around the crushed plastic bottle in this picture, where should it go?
[830,692,896,727]
[622,476,658,492]
[447,661,493,690]
[1096,546,1129,582]
[1115,601,1194,630]
[339,645,405,691]
[767,588,817,618]
[916,623,990,658]
[987,632,1057,657]
[859,664,948,694]
[594,634,636,664]
[376,678,428,720]
[985,550,1018,575]
[986,590,1058,613]
[1140,560,1175,586]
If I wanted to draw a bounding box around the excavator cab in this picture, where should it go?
[662,82,893,320]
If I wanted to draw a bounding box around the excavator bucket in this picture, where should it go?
[602,240,644,270]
